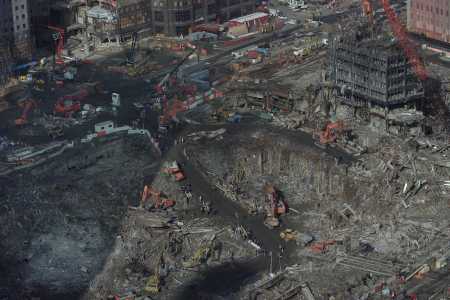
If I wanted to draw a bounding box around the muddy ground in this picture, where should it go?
[0,137,157,299]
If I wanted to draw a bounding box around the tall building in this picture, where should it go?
[151,0,256,36]
[328,28,425,134]
[0,0,33,60]
[407,0,450,44]
[30,0,51,48]
[117,0,152,37]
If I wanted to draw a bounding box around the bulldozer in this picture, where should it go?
[140,185,175,210]
[263,184,287,229]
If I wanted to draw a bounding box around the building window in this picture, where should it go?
[155,11,164,22]
[175,10,190,22]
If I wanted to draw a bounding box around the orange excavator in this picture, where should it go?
[140,185,175,209]
[264,184,287,229]
[318,120,345,146]
[162,161,186,181]
[54,89,89,117]
[15,98,37,126]
[159,98,187,128]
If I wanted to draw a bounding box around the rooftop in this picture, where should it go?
[230,12,268,23]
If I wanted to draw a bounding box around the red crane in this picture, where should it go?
[47,25,65,65]
[370,0,428,81]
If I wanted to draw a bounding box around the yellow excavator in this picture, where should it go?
[182,235,216,268]
[144,253,165,294]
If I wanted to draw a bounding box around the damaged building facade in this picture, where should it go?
[151,0,256,36]
[328,30,425,136]
[0,0,33,61]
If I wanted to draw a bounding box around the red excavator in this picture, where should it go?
[317,120,345,146]
[162,161,186,181]
[140,185,175,209]
[15,98,37,126]
[264,184,287,229]
[54,89,89,117]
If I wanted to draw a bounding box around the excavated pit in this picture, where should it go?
[186,125,356,218]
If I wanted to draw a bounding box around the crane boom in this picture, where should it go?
[47,25,65,65]
[378,0,427,81]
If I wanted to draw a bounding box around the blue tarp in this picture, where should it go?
[13,61,37,71]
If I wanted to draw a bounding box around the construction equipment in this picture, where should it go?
[159,98,187,129]
[140,185,175,210]
[155,49,196,129]
[362,0,427,81]
[317,120,345,146]
[15,99,37,126]
[263,184,287,229]
[54,89,89,117]
[162,161,186,181]
[154,49,195,95]
[46,25,65,65]
[280,229,298,242]
[182,235,216,268]
[144,253,165,294]
[309,240,336,253]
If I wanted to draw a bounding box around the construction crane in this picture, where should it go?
[154,48,196,95]
[46,25,65,65]
[155,49,196,129]
[363,0,427,81]
[380,0,427,81]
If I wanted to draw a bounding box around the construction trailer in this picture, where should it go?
[327,28,426,136]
